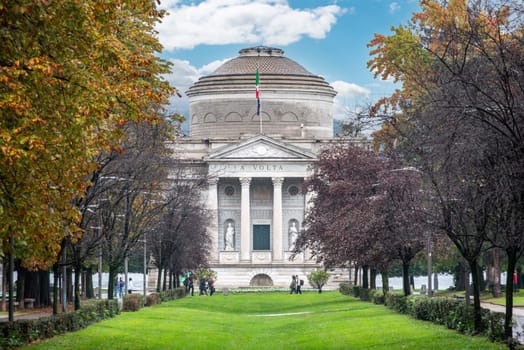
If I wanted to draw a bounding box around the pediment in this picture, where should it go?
[206,135,316,161]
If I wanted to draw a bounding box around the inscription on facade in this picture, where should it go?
[212,164,285,172]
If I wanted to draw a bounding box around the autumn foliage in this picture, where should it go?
[0,1,174,270]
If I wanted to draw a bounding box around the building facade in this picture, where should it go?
[175,46,352,288]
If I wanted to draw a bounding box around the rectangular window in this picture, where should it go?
[253,224,270,250]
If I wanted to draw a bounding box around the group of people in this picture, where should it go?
[113,276,134,298]
[289,275,304,294]
[199,277,216,296]
[182,273,215,297]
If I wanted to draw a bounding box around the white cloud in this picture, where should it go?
[389,2,400,14]
[331,80,371,120]
[332,80,371,99]
[162,57,232,123]
[163,57,232,94]
[156,0,345,50]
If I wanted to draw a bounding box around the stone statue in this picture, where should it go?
[289,221,298,250]
[225,222,235,250]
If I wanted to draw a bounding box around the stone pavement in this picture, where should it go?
[0,307,58,322]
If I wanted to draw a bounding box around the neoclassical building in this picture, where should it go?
[175,46,355,288]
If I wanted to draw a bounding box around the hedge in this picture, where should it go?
[0,299,119,349]
[340,286,505,343]
[385,293,505,342]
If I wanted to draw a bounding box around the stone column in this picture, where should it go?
[240,177,251,261]
[272,177,284,261]
[207,178,219,261]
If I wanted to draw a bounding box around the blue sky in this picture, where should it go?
[155,0,421,132]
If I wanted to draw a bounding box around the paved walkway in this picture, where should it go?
[481,303,524,343]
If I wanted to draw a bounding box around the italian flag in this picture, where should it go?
[255,68,260,115]
[255,68,260,98]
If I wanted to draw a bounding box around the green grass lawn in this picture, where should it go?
[483,292,524,306]
[23,292,508,350]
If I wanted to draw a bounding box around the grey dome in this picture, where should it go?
[187,46,336,140]
[210,46,312,76]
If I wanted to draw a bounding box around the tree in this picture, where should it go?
[1,1,174,319]
[148,165,211,292]
[297,144,427,296]
[307,270,330,293]
[367,0,524,338]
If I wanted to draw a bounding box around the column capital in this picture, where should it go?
[208,177,219,186]
[239,177,251,186]
[271,177,284,185]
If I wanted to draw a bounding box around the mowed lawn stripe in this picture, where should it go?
[23,292,507,350]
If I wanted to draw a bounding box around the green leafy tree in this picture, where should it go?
[308,270,330,293]
[1,1,174,319]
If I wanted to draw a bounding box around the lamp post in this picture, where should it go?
[427,232,432,297]
[143,234,147,304]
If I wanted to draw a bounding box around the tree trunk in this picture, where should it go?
[370,268,377,289]
[85,266,94,299]
[467,259,482,334]
[53,264,59,315]
[66,267,73,305]
[156,266,162,292]
[1,261,6,312]
[108,268,117,300]
[354,266,359,286]
[477,264,485,292]
[39,271,51,306]
[24,270,40,307]
[362,266,369,289]
[402,262,411,296]
[162,268,167,291]
[492,248,502,298]
[17,267,26,309]
[74,265,81,310]
[454,261,467,291]
[381,269,389,296]
[504,249,517,343]
[8,235,15,322]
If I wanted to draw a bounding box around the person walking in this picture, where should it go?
[128,278,134,294]
[289,275,297,294]
[296,275,303,294]
[199,278,208,296]
[208,278,216,296]
[119,277,124,298]
[188,275,194,296]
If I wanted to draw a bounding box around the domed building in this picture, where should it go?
[187,46,336,139]
[174,46,351,288]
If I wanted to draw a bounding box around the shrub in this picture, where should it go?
[388,294,505,342]
[146,293,161,306]
[307,270,330,293]
[0,299,119,349]
[372,292,385,305]
[359,288,371,302]
[339,283,352,296]
[123,294,144,312]
[174,287,186,299]
[385,293,408,314]
[352,286,362,298]
[160,289,175,301]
